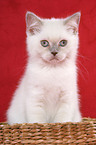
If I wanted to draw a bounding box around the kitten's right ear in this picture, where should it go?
[26,11,42,35]
[64,12,81,35]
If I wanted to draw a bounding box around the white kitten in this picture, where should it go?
[7,12,81,124]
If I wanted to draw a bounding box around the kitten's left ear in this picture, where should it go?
[65,12,81,35]
[26,11,42,35]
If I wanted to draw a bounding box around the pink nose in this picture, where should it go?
[51,51,58,56]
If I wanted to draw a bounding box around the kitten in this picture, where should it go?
[7,11,81,124]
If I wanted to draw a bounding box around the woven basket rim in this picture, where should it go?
[0,117,96,126]
[0,117,96,144]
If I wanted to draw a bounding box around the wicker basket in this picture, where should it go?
[0,118,96,144]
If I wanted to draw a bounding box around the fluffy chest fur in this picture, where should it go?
[24,62,77,123]
[25,62,77,92]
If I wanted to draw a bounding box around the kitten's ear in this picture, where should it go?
[26,11,42,35]
[65,12,81,35]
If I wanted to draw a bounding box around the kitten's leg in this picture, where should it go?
[54,102,74,123]
[7,97,26,124]
[7,107,26,124]
[25,88,46,123]
[7,89,26,124]
[54,102,81,123]
[26,98,46,123]
[72,105,82,122]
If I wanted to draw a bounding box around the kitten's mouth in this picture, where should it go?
[46,56,66,64]
[49,57,60,63]
[42,54,70,65]
[50,57,58,60]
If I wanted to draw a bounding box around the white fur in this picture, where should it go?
[7,12,81,124]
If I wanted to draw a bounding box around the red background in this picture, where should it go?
[0,0,96,122]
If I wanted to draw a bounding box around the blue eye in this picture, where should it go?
[41,40,49,47]
[59,40,67,47]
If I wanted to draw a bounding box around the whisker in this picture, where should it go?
[77,60,89,76]
[77,53,90,80]
[77,67,86,81]
[77,53,92,61]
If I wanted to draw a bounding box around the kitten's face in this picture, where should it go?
[26,12,80,66]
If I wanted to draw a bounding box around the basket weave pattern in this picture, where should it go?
[0,118,96,144]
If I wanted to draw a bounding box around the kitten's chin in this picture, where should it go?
[49,58,63,64]
[42,56,67,65]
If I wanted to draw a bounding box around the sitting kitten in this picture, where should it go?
[7,11,81,124]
